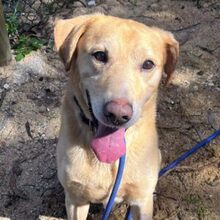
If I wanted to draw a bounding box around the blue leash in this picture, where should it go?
[102,129,220,220]
[159,129,220,177]
[102,154,126,220]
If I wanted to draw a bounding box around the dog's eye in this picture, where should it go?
[142,60,155,70]
[92,51,108,63]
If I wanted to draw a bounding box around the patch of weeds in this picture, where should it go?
[13,35,46,61]
[129,0,138,6]
[197,205,207,220]
[5,10,46,61]
[184,194,201,204]
[183,194,207,219]
[5,13,19,35]
[44,1,57,14]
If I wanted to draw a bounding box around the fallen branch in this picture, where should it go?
[25,121,33,139]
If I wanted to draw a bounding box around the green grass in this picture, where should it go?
[5,12,46,61]
[5,13,19,35]
[13,35,46,61]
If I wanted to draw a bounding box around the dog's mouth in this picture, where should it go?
[91,124,126,164]
[86,90,126,164]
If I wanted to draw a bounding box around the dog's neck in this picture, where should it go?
[73,95,97,132]
[62,93,94,149]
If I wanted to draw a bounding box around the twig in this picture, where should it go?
[159,126,199,143]
[169,159,219,173]
[25,121,33,139]
[154,192,177,201]
[158,125,181,130]
[25,151,44,161]
[129,15,155,20]
[0,89,6,108]
[192,125,203,141]
[128,0,138,6]
[170,23,201,33]
[77,0,87,7]
[197,45,220,56]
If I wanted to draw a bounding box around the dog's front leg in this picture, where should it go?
[65,194,89,220]
[130,195,154,220]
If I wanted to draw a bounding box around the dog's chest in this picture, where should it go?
[63,150,115,203]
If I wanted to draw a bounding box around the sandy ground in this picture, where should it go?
[0,0,220,219]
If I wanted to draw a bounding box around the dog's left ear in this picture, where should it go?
[54,15,95,71]
[162,32,179,84]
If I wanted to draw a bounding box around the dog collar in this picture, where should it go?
[73,90,98,132]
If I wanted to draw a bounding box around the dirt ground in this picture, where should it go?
[0,0,220,219]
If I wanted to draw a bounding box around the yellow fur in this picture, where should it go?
[55,14,179,220]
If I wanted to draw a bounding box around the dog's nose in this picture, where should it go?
[104,98,133,126]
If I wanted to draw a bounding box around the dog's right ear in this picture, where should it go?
[54,15,94,71]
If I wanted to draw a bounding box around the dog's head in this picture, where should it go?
[54,14,179,163]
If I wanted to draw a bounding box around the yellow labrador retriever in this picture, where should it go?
[54,14,179,220]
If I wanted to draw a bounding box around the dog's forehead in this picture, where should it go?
[78,18,166,63]
[81,18,164,50]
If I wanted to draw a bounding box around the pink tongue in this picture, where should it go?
[91,124,126,163]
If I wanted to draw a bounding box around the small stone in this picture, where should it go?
[165,97,175,105]
[208,82,214,86]
[3,84,10,89]
[203,3,209,8]
[183,80,190,87]
[39,106,47,113]
[87,0,96,7]
[151,3,159,10]
[193,85,199,91]
[73,1,85,7]
[207,74,213,80]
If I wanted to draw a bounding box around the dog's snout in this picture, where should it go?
[104,99,133,126]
